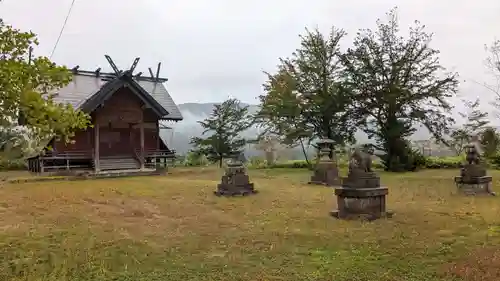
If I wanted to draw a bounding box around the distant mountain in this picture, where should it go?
[161,102,443,158]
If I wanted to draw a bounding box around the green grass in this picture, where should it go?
[1,168,500,280]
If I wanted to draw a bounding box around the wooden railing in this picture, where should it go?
[31,148,178,173]
[135,148,176,169]
[135,148,176,159]
[32,149,94,173]
[40,150,93,160]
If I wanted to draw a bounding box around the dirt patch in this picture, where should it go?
[81,197,162,219]
[443,247,500,281]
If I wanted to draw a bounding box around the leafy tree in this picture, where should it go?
[190,98,253,167]
[0,127,28,160]
[257,28,358,161]
[483,40,500,114]
[480,127,500,158]
[448,129,469,156]
[0,20,91,151]
[183,151,209,166]
[459,99,489,134]
[340,8,459,171]
[448,99,489,155]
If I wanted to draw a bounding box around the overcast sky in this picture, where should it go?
[1,0,500,117]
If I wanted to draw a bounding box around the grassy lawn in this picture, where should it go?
[1,167,500,281]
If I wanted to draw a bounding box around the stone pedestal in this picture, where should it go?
[308,138,340,186]
[454,164,495,196]
[341,172,381,189]
[309,161,340,186]
[331,173,393,221]
[214,160,258,197]
[331,187,392,221]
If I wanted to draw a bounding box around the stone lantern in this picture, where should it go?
[308,138,340,186]
[214,152,258,196]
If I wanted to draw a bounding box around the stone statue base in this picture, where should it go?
[308,160,340,186]
[331,173,393,221]
[454,176,495,196]
[331,187,393,221]
[214,163,258,197]
[341,172,381,189]
[454,164,495,196]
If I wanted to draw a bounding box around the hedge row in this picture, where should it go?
[247,156,468,170]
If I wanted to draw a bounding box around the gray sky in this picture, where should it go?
[1,0,500,116]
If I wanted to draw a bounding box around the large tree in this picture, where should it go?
[0,19,90,155]
[256,28,358,161]
[340,8,459,171]
[190,98,253,167]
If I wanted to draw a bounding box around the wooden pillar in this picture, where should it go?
[155,122,159,169]
[94,123,100,172]
[140,122,145,170]
[129,123,133,149]
[40,157,44,174]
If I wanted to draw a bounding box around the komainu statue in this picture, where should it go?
[342,146,380,189]
[464,135,482,165]
[349,147,373,173]
[331,145,392,221]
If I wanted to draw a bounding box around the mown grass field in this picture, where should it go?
[0,167,500,281]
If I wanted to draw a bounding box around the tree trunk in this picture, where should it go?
[385,136,407,172]
[219,156,223,168]
[299,138,311,168]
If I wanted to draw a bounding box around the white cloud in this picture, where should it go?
[2,0,499,119]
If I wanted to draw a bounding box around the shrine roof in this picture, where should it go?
[52,69,183,121]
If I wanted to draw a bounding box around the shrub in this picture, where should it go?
[377,143,427,172]
[0,158,26,171]
[182,152,209,166]
[269,160,311,169]
[248,159,385,170]
[248,157,267,169]
[488,153,500,169]
[424,156,462,169]
[247,156,471,170]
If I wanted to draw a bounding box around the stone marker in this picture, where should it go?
[214,152,258,196]
[454,135,495,196]
[331,146,393,221]
[308,138,340,186]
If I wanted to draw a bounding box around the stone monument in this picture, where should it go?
[308,138,340,186]
[454,135,495,196]
[330,146,393,221]
[214,152,258,196]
